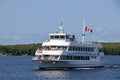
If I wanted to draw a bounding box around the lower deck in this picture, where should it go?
[32,55,99,61]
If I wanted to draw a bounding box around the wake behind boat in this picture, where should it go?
[32,22,105,69]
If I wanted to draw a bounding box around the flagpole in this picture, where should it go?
[82,19,85,43]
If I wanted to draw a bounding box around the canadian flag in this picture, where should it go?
[85,26,93,33]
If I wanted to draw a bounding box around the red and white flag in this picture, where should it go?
[85,26,93,33]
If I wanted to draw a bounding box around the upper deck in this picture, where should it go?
[35,22,103,57]
[42,22,102,49]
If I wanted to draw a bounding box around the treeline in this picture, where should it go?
[0,43,41,56]
[101,42,120,55]
[0,42,120,56]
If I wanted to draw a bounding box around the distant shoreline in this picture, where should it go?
[0,53,33,56]
[0,53,11,56]
[0,43,120,56]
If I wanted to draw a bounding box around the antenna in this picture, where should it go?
[58,22,64,33]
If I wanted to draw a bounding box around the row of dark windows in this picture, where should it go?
[43,46,67,50]
[50,35,75,41]
[60,56,90,60]
[69,46,94,52]
[38,55,97,61]
[50,35,69,39]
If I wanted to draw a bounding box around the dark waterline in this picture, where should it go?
[0,56,120,80]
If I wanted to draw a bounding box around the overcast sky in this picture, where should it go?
[0,0,120,45]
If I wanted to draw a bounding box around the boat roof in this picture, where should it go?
[49,33,67,36]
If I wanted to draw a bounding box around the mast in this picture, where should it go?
[58,22,64,33]
[82,19,85,43]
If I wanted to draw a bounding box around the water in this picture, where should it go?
[0,56,120,80]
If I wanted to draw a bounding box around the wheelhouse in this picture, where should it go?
[49,34,76,41]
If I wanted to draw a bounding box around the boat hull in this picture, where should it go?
[33,60,104,69]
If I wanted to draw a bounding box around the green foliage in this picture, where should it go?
[0,42,120,56]
[0,43,41,56]
[101,42,120,55]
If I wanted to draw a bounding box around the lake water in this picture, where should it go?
[0,56,120,80]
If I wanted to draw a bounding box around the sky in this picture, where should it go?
[0,0,120,45]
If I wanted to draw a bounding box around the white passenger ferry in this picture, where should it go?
[32,23,104,69]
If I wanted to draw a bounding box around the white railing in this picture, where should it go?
[36,48,67,52]
[32,56,58,61]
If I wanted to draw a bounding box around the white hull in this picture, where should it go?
[33,60,104,69]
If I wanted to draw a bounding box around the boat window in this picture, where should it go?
[68,47,72,51]
[55,36,59,39]
[75,47,77,51]
[60,56,90,60]
[88,48,90,51]
[50,36,54,39]
[54,56,59,60]
[69,56,73,60]
[83,47,85,51]
[85,48,87,51]
[60,36,65,39]
[78,47,80,51]
[73,47,75,51]
[66,56,69,60]
[90,48,94,52]
[68,46,95,52]
[91,56,96,59]
[86,56,90,60]
[63,46,67,50]
[57,46,61,48]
